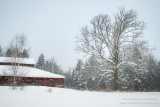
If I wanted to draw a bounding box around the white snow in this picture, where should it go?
[0,57,36,65]
[0,65,65,78]
[0,86,159,107]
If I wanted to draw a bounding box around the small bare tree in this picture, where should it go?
[6,34,28,90]
[76,7,145,91]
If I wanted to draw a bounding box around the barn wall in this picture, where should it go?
[0,63,34,67]
[0,76,64,87]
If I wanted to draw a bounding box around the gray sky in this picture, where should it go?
[0,0,160,71]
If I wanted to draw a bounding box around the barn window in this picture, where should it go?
[32,79,35,84]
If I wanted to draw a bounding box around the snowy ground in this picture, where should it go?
[0,86,160,107]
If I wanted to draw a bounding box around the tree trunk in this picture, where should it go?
[113,44,119,91]
[113,67,118,91]
[13,75,16,90]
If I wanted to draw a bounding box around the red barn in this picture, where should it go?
[0,57,65,87]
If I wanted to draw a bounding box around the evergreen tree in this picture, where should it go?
[118,41,149,91]
[5,48,11,57]
[44,60,53,72]
[36,54,45,70]
[0,46,3,56]
[43,58,63,75]
[49,61,53,72]
[64,68,72,88]
[22,49,29,58]
[72,60,87,89]
[53,63,59,73]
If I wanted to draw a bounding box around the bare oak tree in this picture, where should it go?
[76,8,145,91]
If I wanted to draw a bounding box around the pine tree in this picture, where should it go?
[5,48,11,57]
[53,63,59,74]
[22,49,29,58]
[44,60,53,72]
[0,46,3,56]
[44,60,49,71]
[64,68,72,88]
[118,41,149,90]
[49,61,53,72]
[36,54,45,70]
[72,60,87,89]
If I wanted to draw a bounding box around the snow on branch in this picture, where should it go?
[117,61,137,68]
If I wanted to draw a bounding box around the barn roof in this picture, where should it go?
[0,65,65,78]
[0,57,36,65]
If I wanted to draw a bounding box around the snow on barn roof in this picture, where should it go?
[0,57,36,65]
[0,65,65,78]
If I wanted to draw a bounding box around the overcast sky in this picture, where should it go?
[0,0,160,71]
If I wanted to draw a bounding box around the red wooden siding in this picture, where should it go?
[0,76,64,87]
[0,63,34,67]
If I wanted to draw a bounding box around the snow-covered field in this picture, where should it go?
[0,86,160,107]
